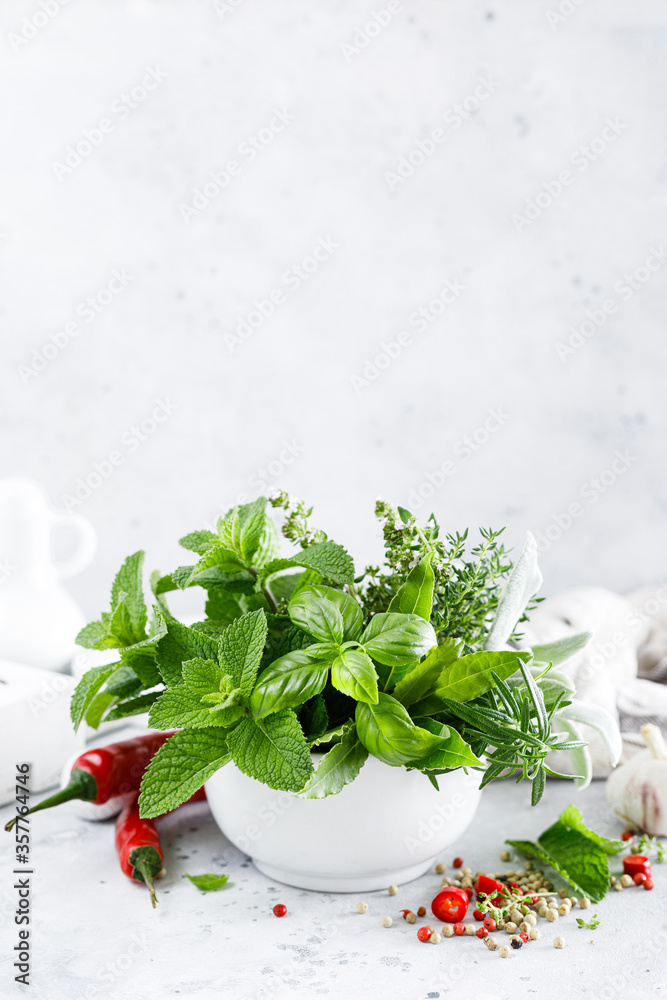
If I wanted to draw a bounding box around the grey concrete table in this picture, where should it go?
[1,771,665,1000]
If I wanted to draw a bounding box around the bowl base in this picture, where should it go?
[252,856,436,893]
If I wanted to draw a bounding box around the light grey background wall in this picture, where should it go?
[2,0,666,620]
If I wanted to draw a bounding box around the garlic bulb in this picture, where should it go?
[605,723,667,835]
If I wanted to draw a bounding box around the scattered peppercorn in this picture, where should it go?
[498,945,512,958]
[465,924,476,936]
[558,904,570,916]
[473,909,485,921]
[510,936,523,950]
[621,830,634,841]
[476,927,489,939]
[484,936,498,951]
[417,906,426,917]
[644,878,655,890]
[554,936,565,949]
[442,924,454,938]
[519,932,530,943]
[579,898,591,909]
[435,863,446,874]
[388,885,398,896]
[483,917,497,932]
[406,912,416,924]
[500,850,510,862]
[356,901,368,914]
[453,857,464,869]
[529,927,540,941]
[417,927,432,942]
[504,922,518,934]
[430,932,442,944]
[546,909,558,923]
[634,873,647,886]
[381,915,393,927]
[558,889,569,898]
[273,904,287,917]
[453,922,466,936]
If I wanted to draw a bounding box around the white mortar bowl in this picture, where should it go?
[205,754,482,892]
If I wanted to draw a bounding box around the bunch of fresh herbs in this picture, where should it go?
[71,495,594,819]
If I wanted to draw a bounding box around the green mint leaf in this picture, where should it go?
[267,572,305,604]
[392,638,463,706]
[263,541,355,586]
[84,690,117,729]
[75,620,109,649]
[254,516,281,569]
[387,557,435,620]
[431,650,531,704]
[218,609,268,697]
[298,727,368,799]
[104,691,161,721]
[288,588,345,644]
[70,662,121,731]
[182,657,224,695]
[185,873,229,891]
[226,709,313,792]
[178,530,218,555]
[230,498,270,564]
[250,649,329,720]
[506,836,609,903]
[531,631,592,667]
[331,650,378,704]
[155,615,219,687]
[139,730,231,818]
[110,552,147,642]
[183,546,248,586]
[360,612,436,668]
[549,805,625,855]
[205,588,243,625]
[355,692,447,766]
[148,685,229,730]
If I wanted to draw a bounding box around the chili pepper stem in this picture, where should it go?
[133,858,159,908]
[4,769,97,832]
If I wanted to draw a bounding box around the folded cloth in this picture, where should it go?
[518,586,650,777]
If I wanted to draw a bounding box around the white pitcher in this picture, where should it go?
[0,478,97,670]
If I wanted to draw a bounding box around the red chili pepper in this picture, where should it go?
[431,888,469,923]
[116,792,165,908]
[475,874,506,906]
[623,855,651,880]
[4,731,176,832]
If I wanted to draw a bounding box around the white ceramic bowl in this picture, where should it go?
[205,754,482,892]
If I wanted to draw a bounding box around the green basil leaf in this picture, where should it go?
[298,727,368,799]
[250,650,329,719]
[392,638,463,706]
[288,588,345,644]
[387,557,435,620]
[307,584,363,640]
[360,613,436,668]
[409,719,483,770]
[331,650,379,704]
[355,692,446,766]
